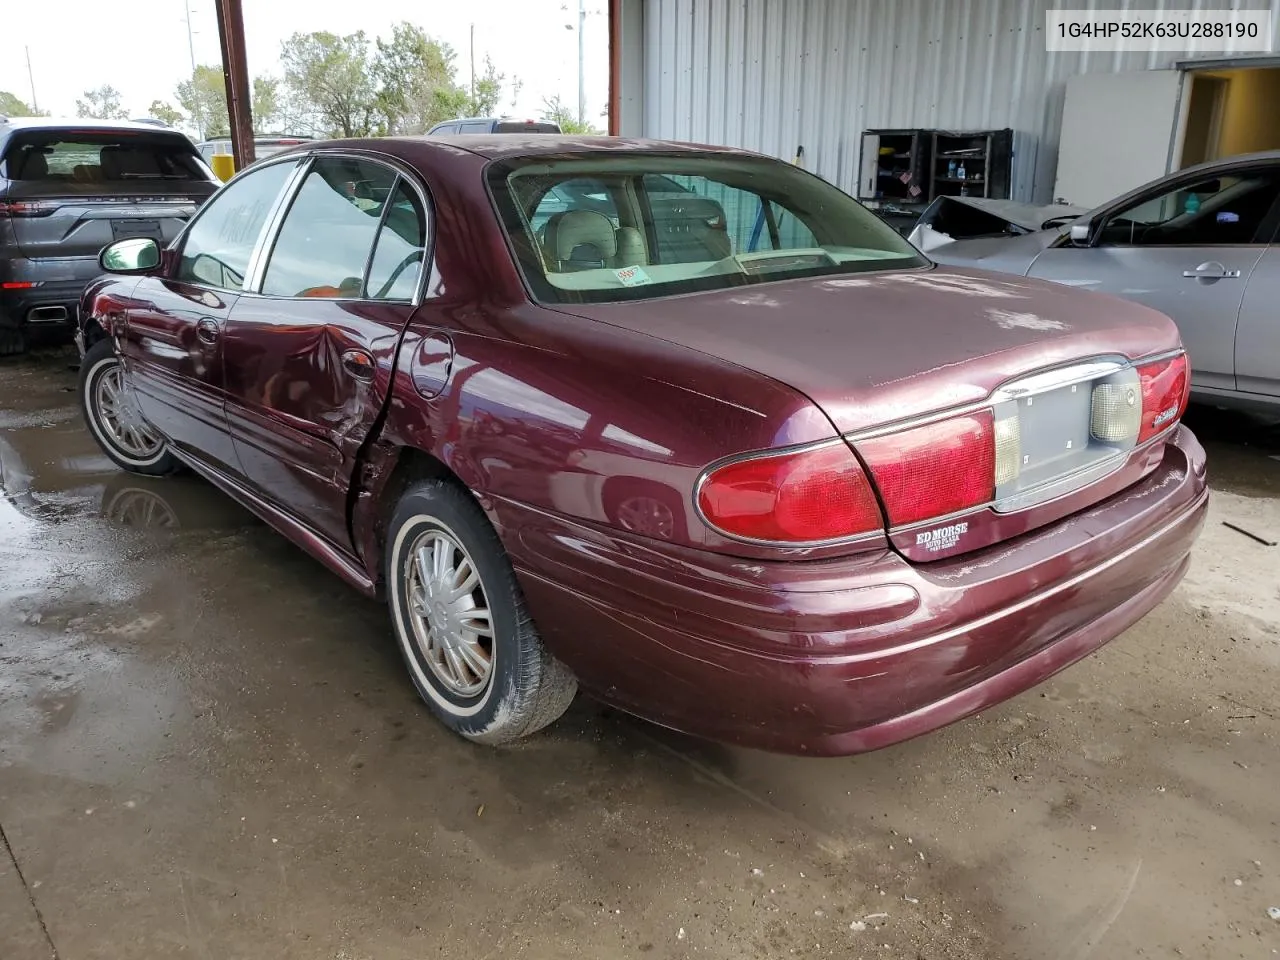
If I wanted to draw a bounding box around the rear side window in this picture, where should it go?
[261,157,398,298]
[178,160,297,290]
[4,131,211,183]
[458,121,493,134]
[366,181,429,300]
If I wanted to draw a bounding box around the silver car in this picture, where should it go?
[921,152,1280,413]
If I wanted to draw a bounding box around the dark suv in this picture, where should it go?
[0,117,221,354]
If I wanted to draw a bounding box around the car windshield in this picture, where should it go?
[487,152,926,304]
[4,131,210,182]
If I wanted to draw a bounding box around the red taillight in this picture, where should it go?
[697,443,883,543]
[1,281,41,289]
[0,200,57,217]
[1136,353,1189,443]
[857,412,995,527]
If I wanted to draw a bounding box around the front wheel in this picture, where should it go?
[386,479,577,744]
[79,339,179,475]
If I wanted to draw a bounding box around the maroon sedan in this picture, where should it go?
[75,136,1207,755]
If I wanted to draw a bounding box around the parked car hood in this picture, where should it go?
[554,265,1181,434]
[923,229,1060,275]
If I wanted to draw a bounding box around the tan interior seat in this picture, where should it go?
[544,210,617,270]
[613,226,648,267]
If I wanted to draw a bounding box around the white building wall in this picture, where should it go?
[627,0,1280,202]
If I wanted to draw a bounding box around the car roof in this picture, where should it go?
[0,116,188,135]
[389,134,753,160]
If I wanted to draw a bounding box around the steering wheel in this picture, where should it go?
[373,251,424,300]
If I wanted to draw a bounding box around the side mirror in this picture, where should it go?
[100,237,161,274]
[1068,222,1092,246]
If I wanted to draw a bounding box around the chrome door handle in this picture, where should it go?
[1183,261,1241,279]
[196,318,220,344]
[341,348,376,382]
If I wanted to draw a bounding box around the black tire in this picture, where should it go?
[78,339,180,475]
[386,479,576,744]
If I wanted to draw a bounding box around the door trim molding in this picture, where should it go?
[168,445,376,596]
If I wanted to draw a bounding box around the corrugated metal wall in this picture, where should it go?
[636,0,1280,201]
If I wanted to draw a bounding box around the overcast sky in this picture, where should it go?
[4,0,610,127]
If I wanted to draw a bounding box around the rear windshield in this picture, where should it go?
[492,122,561,134]
[487,152,927,304]
[3,131,211,183]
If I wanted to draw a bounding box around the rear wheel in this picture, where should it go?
[79,339,179,475]
[386,479,576,744]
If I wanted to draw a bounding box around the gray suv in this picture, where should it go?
[0,117,221,354]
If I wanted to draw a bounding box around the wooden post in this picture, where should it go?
[214,0,255,171]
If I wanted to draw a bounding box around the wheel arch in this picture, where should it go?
[355,443,475,599]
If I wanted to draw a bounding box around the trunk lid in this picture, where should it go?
[555,266,1180,433]
[556,266,1185,561]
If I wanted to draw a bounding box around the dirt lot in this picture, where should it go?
[2,351,1278,960]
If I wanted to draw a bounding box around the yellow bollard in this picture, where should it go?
[209,154,236,182]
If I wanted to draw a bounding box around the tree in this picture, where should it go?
[147,100,185,128]
[281,31,380,138]
[371,22,469,135]
[253,76,282,132]
[0,91,46,117]
[468,56,505,117]
[541,95,599,135]
[177,65,229,139]
[76,85,128,120]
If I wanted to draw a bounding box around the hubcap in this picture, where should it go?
[404,529,494,698]
[94,364,162,460]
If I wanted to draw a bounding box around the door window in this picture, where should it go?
[176,159,297,289]
[366,180,429,301]
[260,157,398,299]
[458,121,492,133]
[1097,170,1280,246]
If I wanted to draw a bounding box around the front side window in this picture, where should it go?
[1097,170,1280,246]
[260,157,398,298]
[488,153,926,303]
[177,159,297,290]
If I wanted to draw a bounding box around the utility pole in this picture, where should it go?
[470,23,475,109]
[24,47,38,113]
[578,0,586,126]
[184,0,202,138]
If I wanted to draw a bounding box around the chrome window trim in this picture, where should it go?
[169,155,305,295]
[242,148,436,308]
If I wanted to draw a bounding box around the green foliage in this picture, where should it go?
[469,57,506,117]
[147,100,185,128]
[252,76,282,132]
[281,22,515,137]
[280,31,381,138]
[0,91,46,117]
[540,95,599,135]
[75,85,128,120]
[177,65,229,138]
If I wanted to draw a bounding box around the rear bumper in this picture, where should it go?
[0,256,99,335]
[504,425,1209,755]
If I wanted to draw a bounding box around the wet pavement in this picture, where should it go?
[2,349,1278,960]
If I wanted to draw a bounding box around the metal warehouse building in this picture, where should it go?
[610,0,1280,208]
